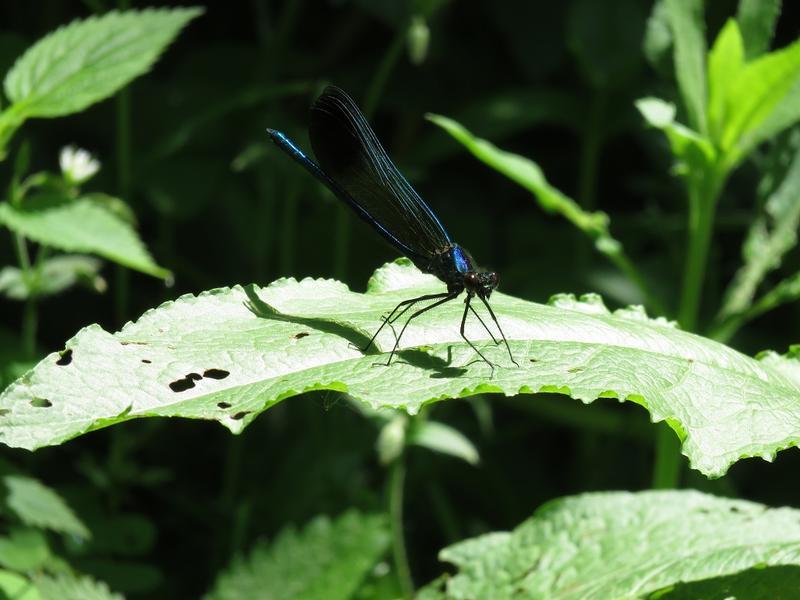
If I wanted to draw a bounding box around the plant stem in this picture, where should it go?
[653,169,725,489]
[114,84,132,324]
[389,456,414,599]
[12,233,36,356]
[678,180,719,331]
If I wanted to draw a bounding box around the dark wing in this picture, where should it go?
[309,86,452,263]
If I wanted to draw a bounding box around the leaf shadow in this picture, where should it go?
[651,565,800,599]
[243,284,374,350]
[244,285,471,379]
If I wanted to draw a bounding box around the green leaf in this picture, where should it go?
[2,260,800,478]
[34,573,123,600]
[636,97,716,175]
[643,1,673,74]
[0,527,50,571]
[432,490,800,599]
[0,255,105,300]
[407,421,479,465]
[0,569,40,600]
[655,565,800,599]
[4,475,90,538]
[3,8,203,118]
[204,512,390,600]
[707,20,745,143]
[723,35,800,154]
[737,0,781,59]
[663,0,707,134]
[0,195,170,279]
[717,135,800,322]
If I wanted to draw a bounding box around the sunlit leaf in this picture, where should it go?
[0,195,169,279]
[428,490,800,599]
[1,261,800,478]
[204,512,390,600]
[4,8,202,118]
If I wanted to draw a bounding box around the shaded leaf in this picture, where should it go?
[664,0,707,133]
[4,8,202,118]
[0,255,104,300]
[4,475,90,538]
[0,569,39,600]
[0,195,169,279]
[0,528,49,571]
[718,134,800,322]
[408,421,479,466]
[204,512,390,600]
[1,261,800,478]
[737,0,782,59]
[35,573,123,600]
[434,490,800,599]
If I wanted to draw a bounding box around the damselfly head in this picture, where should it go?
[465,271,498,298]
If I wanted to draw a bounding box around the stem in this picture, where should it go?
[653,169,725,489]
[114,82,132,324]
[678,176,721,331]
[652,425,681,488]
[388,457,413,598]
[13,234,36,356]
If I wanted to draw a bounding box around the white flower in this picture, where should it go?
[59,145,100,184]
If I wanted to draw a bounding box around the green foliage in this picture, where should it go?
[663,0,707,134]
[0,196,169,279]
[2,260,800,478]
[0,255,104,301]
[205,512,390,600]
[1,8,202,141]
[422,490,800,599]
[35,573,123,600]
[4,475,89,538]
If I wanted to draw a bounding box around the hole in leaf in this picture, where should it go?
[141,359,152,364]
[529,358,538,363]
[30,398,52,408]
[187,373,202,381]
[568,366,584,373]
[56,349,73,366]
[231,411,250,420]
[203,368,230,380]
[0,409,10,416]
[293,332,310,339]
[217,402,232,409]
[169,378,196,393]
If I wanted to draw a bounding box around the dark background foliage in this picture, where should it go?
[1,1,799,597]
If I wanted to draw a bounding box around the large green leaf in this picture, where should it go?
[422,490,800,600]
[1,261,799,478]
[664,0,707,134]
[0,196,169,279]
[204,512,390,600]
[3,8,202,118]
